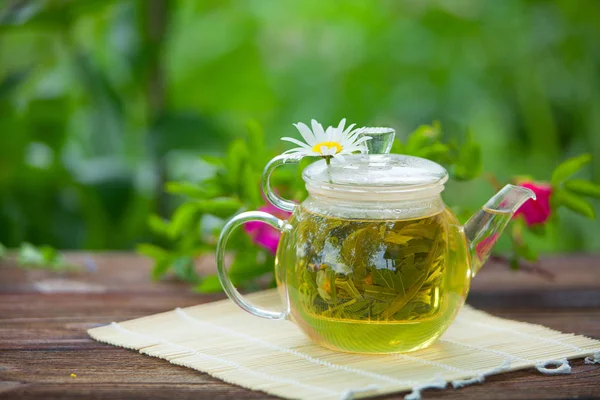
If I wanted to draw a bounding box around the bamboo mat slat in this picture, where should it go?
[88,290,600,400]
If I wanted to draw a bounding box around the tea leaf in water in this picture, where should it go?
[383,232,413,245]
[341,224,383,276]
[290,210,448,323]
[381,270,428,319]
[363,284,397,301]
[395,222,439,240]
[371,268,405,294]
[280,207,473,353]
[334,277,363,299]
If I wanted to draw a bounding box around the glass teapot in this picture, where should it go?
[216,132,536,354]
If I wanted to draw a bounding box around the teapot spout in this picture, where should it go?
[464,184,536,276]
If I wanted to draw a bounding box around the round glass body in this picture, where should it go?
[275,196,472,353]
[218,152,535,354]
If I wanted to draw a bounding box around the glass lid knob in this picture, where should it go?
[358,127,395,154]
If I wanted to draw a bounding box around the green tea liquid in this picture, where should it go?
[276,208,471,353]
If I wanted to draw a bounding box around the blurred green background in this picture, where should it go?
[1,0,599,253]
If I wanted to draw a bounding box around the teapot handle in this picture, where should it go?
[262,154,303,212]
[216,211,290,320]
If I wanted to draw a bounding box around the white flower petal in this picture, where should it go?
[352,135,372,145]
[293,122,316,145]
[282,147,306,154]
[335,118,346,137]
[281,137,311,148]
[342,146,362,154]
[311,119,327,142]
[343,123,356,136]
[325,126,335,141]
[346,126,365,142]
[333,153,346,163]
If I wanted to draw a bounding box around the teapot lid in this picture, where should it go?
[302,154,448,200]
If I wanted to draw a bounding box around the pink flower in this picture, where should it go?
[475,233,498,261]
[244,204,292,255]
[513,181,553,226]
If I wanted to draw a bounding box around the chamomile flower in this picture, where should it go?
[281,119,372,163]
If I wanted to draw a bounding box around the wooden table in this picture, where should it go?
[1,254,599,399]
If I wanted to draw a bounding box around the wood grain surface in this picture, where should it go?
[1,253,599,399]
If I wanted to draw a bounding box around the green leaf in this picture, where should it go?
[514,242,538,262]
[136,244,168,260]
[527,224,547,237]
[229,249,260,276]
[228,248,273,285]
[241,165,261,207]
[147,214,170,236]
[201,155,223,167]
[39,245,58,264]
[226,139,249,189]
[246,120,266,168]
[172,256,199,283]
[168,202,202,238]
[404,122,441,155]
[0,243,6,258]
[452,132,482,181]
[151,258,172,281]
[196,197,243,218]
[165,182,217,199]
[564,179,600,199]
[17,243,44,266]
[417,143,450,163]
[195,275,223,293]
[551,153,591,185]
[554,190,596,219]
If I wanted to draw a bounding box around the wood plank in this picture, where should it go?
[1,254,599,399]
[2,253,599,294]
[2,342,599,400]
[471,255,600,291]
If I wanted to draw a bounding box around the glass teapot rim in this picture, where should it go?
[302,153,449,201]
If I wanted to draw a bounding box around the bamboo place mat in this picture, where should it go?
[88,290,600,400]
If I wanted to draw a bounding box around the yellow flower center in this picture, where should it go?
[312,141,342,155]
